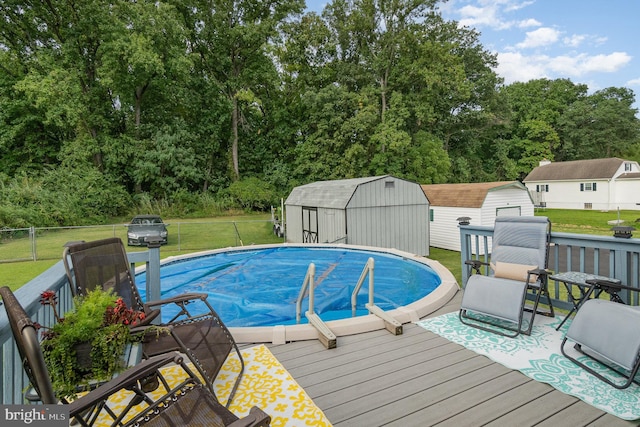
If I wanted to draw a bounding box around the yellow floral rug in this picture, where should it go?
[211,344,331,426]
[92,344,332,426]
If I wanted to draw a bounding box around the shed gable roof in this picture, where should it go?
[285,175,390,209]
[524,158,626,182]
[421,181,526,208]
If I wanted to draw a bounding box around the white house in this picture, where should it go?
[421,181,534,252]
[523,158,640,210]
[285,175,430,255]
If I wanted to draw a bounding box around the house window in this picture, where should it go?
[385,181,395,189]
[625,162,633,171]
[584,203,592,209]
[429,209,434,222]
[536,185,549,192]
[580,182,597,191]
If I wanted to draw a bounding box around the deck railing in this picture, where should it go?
[459,223,640,310]
[4,226,640,403]
[0,248,160,405]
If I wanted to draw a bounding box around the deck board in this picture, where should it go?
[267,290,640,426]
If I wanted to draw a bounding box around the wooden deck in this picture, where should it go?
[268,291,640,426]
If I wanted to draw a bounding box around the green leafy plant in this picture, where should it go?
[39,288,146,399]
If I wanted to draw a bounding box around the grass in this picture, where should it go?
[1,208,636,292]
[539,208,640,235]
[0,213,281,291]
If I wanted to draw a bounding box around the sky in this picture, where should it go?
[304,0,640,109]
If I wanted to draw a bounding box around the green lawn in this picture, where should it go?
[0,213,281,291]
[1,208,635,292]
[538,208,640,235]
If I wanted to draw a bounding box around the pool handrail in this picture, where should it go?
[295,262,337,348]
[351,257,403,335]
[351,257,375,316]
[295,263,315,324]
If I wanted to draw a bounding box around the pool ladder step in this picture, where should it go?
[306,311,337,349]
[296,263,338,349]
[354,258,403,336]
[367,303,403,336]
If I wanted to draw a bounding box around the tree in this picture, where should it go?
[177,0,304,181]
[559,87,640,160]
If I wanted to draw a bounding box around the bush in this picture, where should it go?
[0,167,131,228]
[225,177,278,211]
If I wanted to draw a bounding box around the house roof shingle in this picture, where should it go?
[421,181,526,208]
[523,158,625,182]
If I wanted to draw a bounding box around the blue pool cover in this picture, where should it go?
[137,246,441,327]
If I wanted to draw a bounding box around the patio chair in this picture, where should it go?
[63,237,243,406]
[561,298,640,389]
[459,216,554,337]
[0,286,270,427]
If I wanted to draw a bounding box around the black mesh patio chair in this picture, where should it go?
[459,216,554,337]
[0,286,270,427]
[561,298,640,389]
[63,237,243,406]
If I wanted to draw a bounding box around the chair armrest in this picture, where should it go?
[465,260,488,274]
[528,268,550,277]
[67,353,181,417]
[465,260,488,267]
[144,292,208,309]
[585,278,622,289]
[227,406,272,427]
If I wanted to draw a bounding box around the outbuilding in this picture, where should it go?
[285,175,430,255]
[421,181,534,252]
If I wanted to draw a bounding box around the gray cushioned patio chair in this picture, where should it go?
[1,286,270,427]
[459,216,554,337]
[63,237,243,406]
[561,298,640,389]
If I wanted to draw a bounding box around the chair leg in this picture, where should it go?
[458,309,523,338]
[560,338,640,389]
[520,283,556,335]
[225,343,245,407]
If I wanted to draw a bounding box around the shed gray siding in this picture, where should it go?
[285,205,303,242]
[285,175,429,255]
[348,204,429,255]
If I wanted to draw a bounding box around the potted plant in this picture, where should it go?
[39,288,146,399]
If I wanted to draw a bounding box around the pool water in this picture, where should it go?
[137,246,441,327]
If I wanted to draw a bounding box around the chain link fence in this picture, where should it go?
[0,220,285,263]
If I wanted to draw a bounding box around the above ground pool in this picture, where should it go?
[136,245,443,328]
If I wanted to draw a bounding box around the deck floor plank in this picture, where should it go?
[267,290,640,426]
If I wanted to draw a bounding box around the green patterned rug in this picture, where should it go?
[416,312,640,421]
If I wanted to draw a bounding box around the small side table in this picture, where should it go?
[551,271,621,331]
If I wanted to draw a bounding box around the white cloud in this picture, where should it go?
[496,51,632,84]
[450,0,539,30]
[563,34,586,48]
[458,4,513,30]
[495,51,549,83]
[516,27,561,48]
[502,0,535,12]
[581,52,632,73]
[628,78,640,86]
[518,18,541,28]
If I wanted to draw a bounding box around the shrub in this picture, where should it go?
[225,177,278,211]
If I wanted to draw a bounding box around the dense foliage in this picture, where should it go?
[0,0,639,227]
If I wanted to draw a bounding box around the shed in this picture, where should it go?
[421,181,534,252]
[285,175,430,255]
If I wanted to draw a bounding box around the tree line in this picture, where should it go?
[1,0,639,227]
